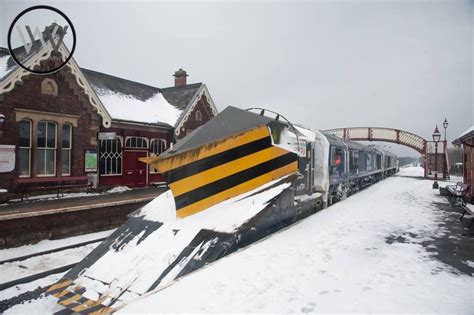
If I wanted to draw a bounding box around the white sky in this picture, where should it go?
[1,0,472,157]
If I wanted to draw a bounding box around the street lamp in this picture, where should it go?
[442,118,448,180]
[432,125,441,189]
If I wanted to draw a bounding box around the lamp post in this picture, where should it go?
[432,125,441,189]
[442,118,448,180]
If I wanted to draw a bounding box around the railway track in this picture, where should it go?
[0,237,106,312]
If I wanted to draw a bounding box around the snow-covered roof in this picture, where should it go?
[0,50,17,81]
[453,125,474,145]
[82,68,203,127]
[91,86,182,126]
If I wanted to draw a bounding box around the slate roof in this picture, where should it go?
[82,68,160,102]
[453,126,474,145]
[160,83,202,111]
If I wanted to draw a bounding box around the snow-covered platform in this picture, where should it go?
[2,167,473,313]
[0,187,165,248]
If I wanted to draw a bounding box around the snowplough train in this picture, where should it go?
[47,106,398,314]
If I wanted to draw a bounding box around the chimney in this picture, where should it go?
[173,68,188,87]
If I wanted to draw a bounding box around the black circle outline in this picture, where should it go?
[7,5,76,75]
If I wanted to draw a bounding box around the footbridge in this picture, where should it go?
[323,127,445,178]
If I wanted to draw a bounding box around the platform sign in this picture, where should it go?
[98,132,116,140]
[0,145,15,173]
[85,150,97,172]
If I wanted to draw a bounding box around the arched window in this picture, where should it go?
[37,121,57,176]
[195,110,202,122]
[150,139,167,173]
[19,119,32,177]
[125,137,148,149]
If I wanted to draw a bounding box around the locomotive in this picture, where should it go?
[47,106,398,314]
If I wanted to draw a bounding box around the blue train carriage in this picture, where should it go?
[321,134,391,205]
[381,149,399,177]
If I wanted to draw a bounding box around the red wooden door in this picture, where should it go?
[123,150,148,187]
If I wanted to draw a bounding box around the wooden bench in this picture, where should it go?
[460,202,474,228]
[446,182,470,206]
[16,176,91,201]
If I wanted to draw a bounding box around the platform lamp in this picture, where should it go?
[442,118,448,180]
[432,125,441,189]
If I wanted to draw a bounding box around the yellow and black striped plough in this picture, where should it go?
[140,106,298,218]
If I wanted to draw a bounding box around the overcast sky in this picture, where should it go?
[1,0,472,157]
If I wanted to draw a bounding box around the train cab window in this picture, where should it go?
[331,147,342,166]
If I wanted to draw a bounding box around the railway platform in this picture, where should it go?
[0,187,165,248]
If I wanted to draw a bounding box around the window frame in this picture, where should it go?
[149,138,167,174]
[19,119,32,178]
[124,136,149,149]
[61,123,72,176]
[99,136,123,176]
[36,121,57,177]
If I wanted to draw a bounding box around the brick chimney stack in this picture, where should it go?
[173,68,188,87]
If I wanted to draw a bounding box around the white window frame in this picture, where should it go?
[149,138,167,174]
[61,123,72,176]
[125,136,149,149]
[19,119,32,178]
[36,121,57,177]
[100,136,123,176]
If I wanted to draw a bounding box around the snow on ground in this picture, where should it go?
[92,87,182,126]
[0,272,65,302]
[0,230,115,313]
[120,167,473,314]
[0,242,99,283]
[7,186,133,203]
[0,229,113,261]
[398,164,425,177]
[106,186,131,194]
[4,294,63,315]
[8,192,101,203]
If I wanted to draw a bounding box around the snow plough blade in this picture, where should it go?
[47,107,324,313]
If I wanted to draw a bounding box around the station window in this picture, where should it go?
[100,137,123,175]
[61,124,72,176]
[19,119,32,177]
[125,137,148,149]
[150,139,167,173]
[36,121,57,176]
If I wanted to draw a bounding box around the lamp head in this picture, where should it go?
[443,118,448,129]
[432,125,441,142]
